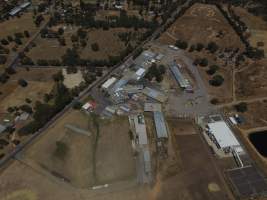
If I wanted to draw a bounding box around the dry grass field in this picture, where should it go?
[27,27,141,63]
[158,3,243,49]
[0,13,38,39]
[95,117,136,184]
[233,7,267,56]
[80,28,127,60]
[0,68,59,112]
[21,109,94,188]
[235,59,267,100]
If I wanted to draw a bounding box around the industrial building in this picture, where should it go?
[9,1,31,16]
[207,121,243,154]
[133,114,148,145]
[153,111,168,140]
[170,64,192,91]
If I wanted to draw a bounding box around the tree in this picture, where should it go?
[207,42,219,53]
[196,43,204,51]
[209,75,224,87]
[199,58,208,67]
[0,55,7,64]
[20,104,33,114]
[52,71,64,82]
[18,79,28,87]
[62,48,80,66]
[1,39,9,45]
[54,141,69,160]
[210,98,219,105]
[24,30,30,38]
[206,65,219,75]
[14,38,22,45]
[77,28,87,39]
[158,64,166,74]
[58,27,64,35]
[91,43,99,51]
[72,101,82,109]
[175,40,188,49]
[234,102,248,113]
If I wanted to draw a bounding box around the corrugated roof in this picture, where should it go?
[133,114,148,145]
[170,64,190,89]
[153,111,168,139]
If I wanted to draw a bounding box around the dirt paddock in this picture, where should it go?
[154,119,233,200]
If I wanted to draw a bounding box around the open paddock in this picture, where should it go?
[20,109,94,188]
[235,59,267,100]
[158,3,244,50]
[95,116,136,184]
[153,119,231,200]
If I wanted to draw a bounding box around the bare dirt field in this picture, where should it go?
[95,117,136,184]
[235,59,267,100]
[153,119,232,200]
[62,69,84,89]
[158,3,243,49]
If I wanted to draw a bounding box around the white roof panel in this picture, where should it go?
[136,68,145,76]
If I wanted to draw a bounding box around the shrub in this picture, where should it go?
[206,65,219,75]
[54,141,69,160]
[234,102,248,113]
[199,58,208,67]
[91,43,99,51]
[175,40,188,49]
[18,79,28,87]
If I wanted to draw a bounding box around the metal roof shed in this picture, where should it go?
[170,65,190,89]
[153,111,168,139]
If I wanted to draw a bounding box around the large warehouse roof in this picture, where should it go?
[208,121,243,152]
[170,64,190,89]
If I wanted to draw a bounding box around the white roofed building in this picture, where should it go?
[207,121,243,154]
[101,77,117,90]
